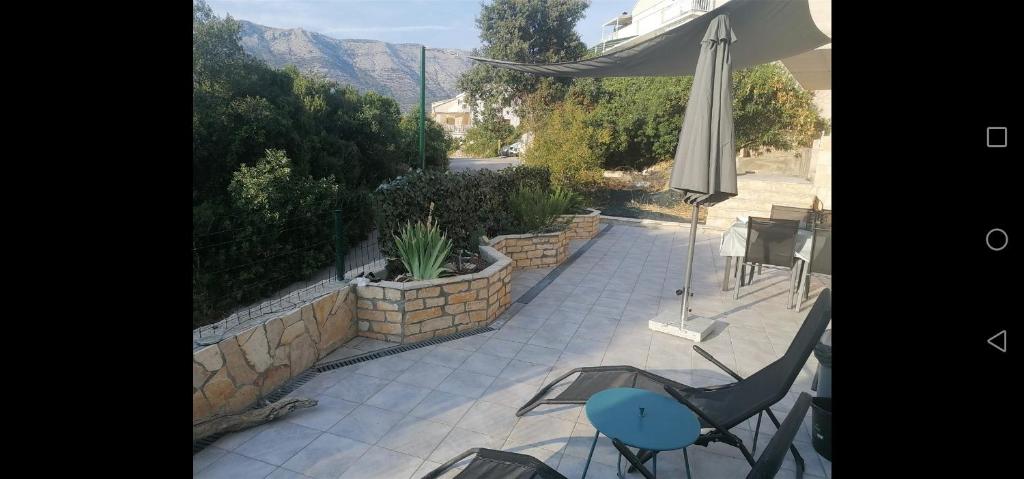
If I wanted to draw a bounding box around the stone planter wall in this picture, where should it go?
[192,286,357,423]
[489,230,569,270]
[354,245,513,344]
[560,208,601,240]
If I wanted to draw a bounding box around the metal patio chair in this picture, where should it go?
[736,217,801,305]
[420,448,567,479]
[517,290,832,478]
[796,226,831,311]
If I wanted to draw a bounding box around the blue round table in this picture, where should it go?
[582,388,700,479]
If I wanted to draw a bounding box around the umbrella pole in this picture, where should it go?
[680,204,700,327]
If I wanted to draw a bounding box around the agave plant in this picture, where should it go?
[393,203,453,280]
[511,186,573,232]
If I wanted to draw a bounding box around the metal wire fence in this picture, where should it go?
[192,208,387,343]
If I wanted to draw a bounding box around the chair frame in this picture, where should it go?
[796,226,831,311]
[736,217,801,308]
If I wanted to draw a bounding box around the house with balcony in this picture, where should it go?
[430,93,473,139]
[431,92,521,140]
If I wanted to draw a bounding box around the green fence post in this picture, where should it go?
[334,209,344,281]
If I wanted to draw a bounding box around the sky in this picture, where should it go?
[205,0,636,50]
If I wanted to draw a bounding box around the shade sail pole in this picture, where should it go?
[680,204,700,326]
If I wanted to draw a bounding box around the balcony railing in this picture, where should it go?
[444,125,469,137]
[600,0,714,51]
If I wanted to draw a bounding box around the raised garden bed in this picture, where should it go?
[354,245,513,344]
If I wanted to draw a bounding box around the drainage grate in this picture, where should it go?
[316,326,495,372]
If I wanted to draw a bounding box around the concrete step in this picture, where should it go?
[737,175,815,191]
[711,196,814,212]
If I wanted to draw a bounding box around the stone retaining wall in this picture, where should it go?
[489,230,569,270]
[561,208,601,240]
[193,286,357,424]
[354,245,513,344]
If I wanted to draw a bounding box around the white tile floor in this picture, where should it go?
[195,224,832,479]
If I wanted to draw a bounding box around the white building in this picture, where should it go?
[430,93,521,139]
[598,0,719,53]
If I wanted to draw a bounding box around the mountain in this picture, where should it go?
[238,20,474,112]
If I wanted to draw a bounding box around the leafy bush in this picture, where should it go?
[375,166,552,257]
[521,101,604,192]
[393,204,453,280]
[399,107,453,170]
[337,188,376,249]
[510,186,571,233]
[193,149,342,328]
[462,118,517,157]
[553,186,584,214]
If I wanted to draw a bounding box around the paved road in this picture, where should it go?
[448,156,521,171]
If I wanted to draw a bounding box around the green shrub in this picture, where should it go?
[521,101,604,191]
[375,165,552,257]
[552,186,584,214]
[510,186,571,233]
[193,149,342,328]
[393,204,453,280]
[462,119,517,157]
[337,188,375,249]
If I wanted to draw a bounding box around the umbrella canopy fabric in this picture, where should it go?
[469,0,829,78]
[670,14,736,207]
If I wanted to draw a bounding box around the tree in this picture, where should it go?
[192,0,455,327]
[544,63,827,172]
[462,118,517,157]
[457,0,589,125]
[732,63,826,152]
[522,100,603,191]
[399,107,453,170]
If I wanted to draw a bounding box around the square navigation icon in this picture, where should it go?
[987,127,1007,148]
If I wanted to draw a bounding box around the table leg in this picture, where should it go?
[796,260,809,311]
[582,430,599,479]
[653,452,657,478]
[722,256,732,291]
[683,448,692,479]
[735,263,743,300]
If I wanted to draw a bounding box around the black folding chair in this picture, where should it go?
[420,448,567,479]
[612,393,815,479]
[796,227,831,311]
[736,217,801,306]
[518,290,832,478]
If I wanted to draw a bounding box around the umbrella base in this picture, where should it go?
[648,314,715,342]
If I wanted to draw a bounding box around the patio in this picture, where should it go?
[193,223,831,479]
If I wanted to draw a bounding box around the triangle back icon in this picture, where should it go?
[988,330,1007,353]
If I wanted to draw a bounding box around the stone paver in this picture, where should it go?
[195,224,831,478]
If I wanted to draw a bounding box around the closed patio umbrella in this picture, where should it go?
[671,14,737,337]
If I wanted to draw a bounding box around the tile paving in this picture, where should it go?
[195,224,832,478]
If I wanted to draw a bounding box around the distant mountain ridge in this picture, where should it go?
[238,20,473,111]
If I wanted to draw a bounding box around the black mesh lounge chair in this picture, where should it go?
[419,448,566,479]
[518,289,831,477]
[611,392,814,479]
